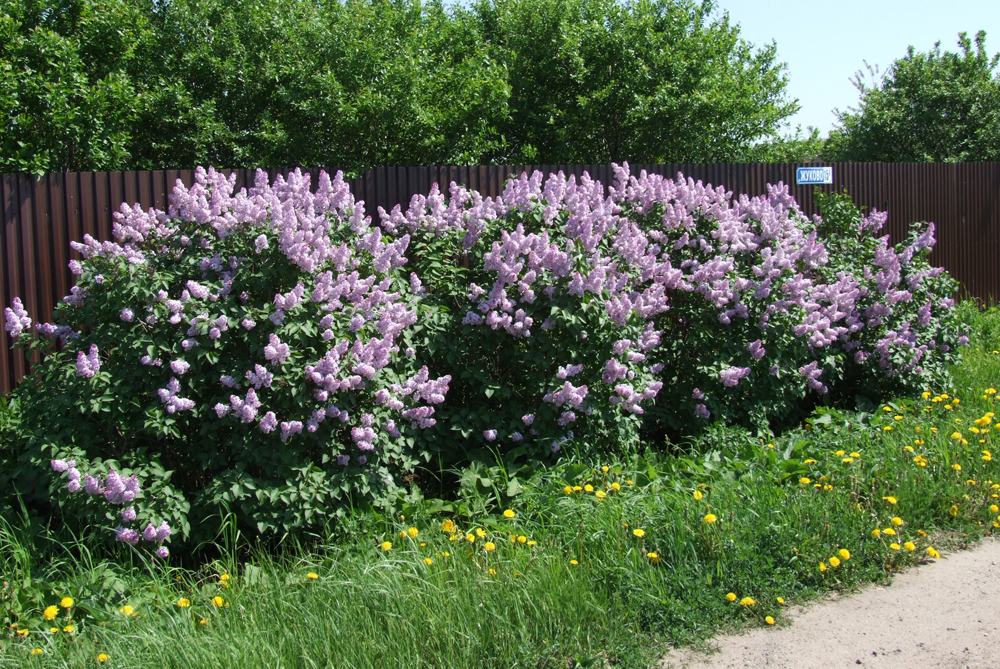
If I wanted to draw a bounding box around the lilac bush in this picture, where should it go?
[4,163,965,547]
[387,163,966,453]
[6,167,449,542]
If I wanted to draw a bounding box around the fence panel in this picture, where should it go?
[1,162,998,394]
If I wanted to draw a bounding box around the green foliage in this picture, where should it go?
[824,31,1000,162]
[740,125,826,163]
[0,0,799,174]
[475,0,798,163]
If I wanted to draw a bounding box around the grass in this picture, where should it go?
[4,305,1000,668]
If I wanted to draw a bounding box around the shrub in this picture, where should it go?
[3,163,966,550]
[4,168,450,546]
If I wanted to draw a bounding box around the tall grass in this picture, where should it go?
[4,304,1000,668]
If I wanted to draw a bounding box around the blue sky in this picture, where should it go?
[715,0,1000,135]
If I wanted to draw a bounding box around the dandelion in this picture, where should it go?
[177,598,191,608]
[776,597,785,604]
[43,605,59,620]
[119,605,135,616]
[16,629,28,637]
[883,528,896,536]
[829,556,841,568]
[647,552,660,564]
[601,466,609,473]
[819,562,827,572]
[466,533,476,543]
[927,547,941,558]
[564,486,573,494]
[842,457,854,463]
[584,484,594,492]
[693,490,703,500]
[838,549,851,561]
[570,559,579,565]
[952,464,962,471]
[704,513,718,524]
[211,596,225,608]
[488,568,496,575]
[850,452,861,458]
[594,490,607,500]
[726,592,737,602]
[951,432,963,440]
[625,480,634,485]
[475,528,487,538]
[380,541,393,551]
[518,535,527,543]
[633,529,646,538]
[611,482,621,491]
[503,509,515,519]
[63,624,74,634]
[739,597,756,606]
[572,486,583,492]
[799,477,811,485]
[891,517,903,526]
[219,573,230,587]
[918,529,927,537]
[527,540,537,546]
[889,543,901,550]
[199,618,208,625]
[306,573,318,580]
[407,527,419,538]
[31,649,43,656]
[60,597,74,609]
[872,528,882,538]
[49,628,59,634]
[950,505,959,516]
[484,542,496,552]
[883,496,898,504]
[765,616,775,625]
[98,654,109,663]
[423,558,433,565]
[903,542,916,551]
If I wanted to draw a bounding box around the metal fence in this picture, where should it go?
[2,162,998,394]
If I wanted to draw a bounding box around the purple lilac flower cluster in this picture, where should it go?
[50,459,172,558]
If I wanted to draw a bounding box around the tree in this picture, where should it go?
[824,31,1000,162]
[473,0,799,164]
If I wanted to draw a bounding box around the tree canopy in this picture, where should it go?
[824,31,1000,162]
[0,0,798,174]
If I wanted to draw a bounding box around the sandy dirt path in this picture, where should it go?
[661,538,1000,669]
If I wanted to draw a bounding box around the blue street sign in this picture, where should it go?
[796,167,833,185]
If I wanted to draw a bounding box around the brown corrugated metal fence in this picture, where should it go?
[2,162,998,394]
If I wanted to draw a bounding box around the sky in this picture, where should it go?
[715,0,1000,136]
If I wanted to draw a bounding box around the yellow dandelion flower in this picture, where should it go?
[626,480,634,485]
[60,597,74,609]
[407,527,419,538]
[927,547,941,558]
[633,528,646,538]
[527,540,537,546]
[97,654,110,663]
[573,486,583,492]
[199,618,208,625]
[583,484,594,492]
[950,505,959,516]
[564,486,573,495]
[693,490,704,500]
[595,490,607,500]
[903,542,916,551]
[488,568,496,575]
[829,556,841,568]
[819,562,827,572]
[883,426,893,431]
[49,627,59,634]
[799,477,811,485]
[16,629,29,637]
[765,616,775,625]
[119,605,135,616]
[517,535,527,543]
[952,464,962,471]
[424,558,433,565]
[918,529,927,537]
[951,432,963,440]
[381,541,393,551]
[211,596,225,607]
[872,528,881,538]
[842,457,854,463]
[475,528,487,538]
[441,519,455,533]
[883,407,892,412]
[726,592,737,602]
[889,543,900,550]
[776,597,785,604]
[31,648,43,655]
[922,391,931,399]
[883,496,898,504]
[570,559,578,566]
[484,542,496,551]
[836,450,846,456]
[838,549,851,560]
[894,415,903,421]
[883,527,896,536]
[891,517,903,526]
[647,552,660,564]
[62,624,74,634]
[43,605,59,621]
[739,597,756,606]
[611,482,621,491]
[503,509,515,519]
[804,459,818,465]
[601,466,609,472]
[703,513,718,524]
[177,598,191,607]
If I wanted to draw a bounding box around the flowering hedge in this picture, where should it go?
[2,164,967,549]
